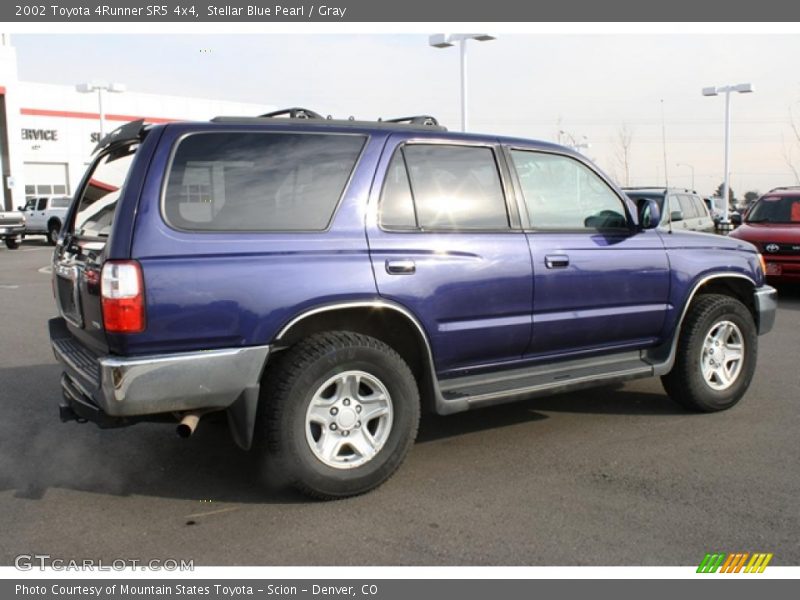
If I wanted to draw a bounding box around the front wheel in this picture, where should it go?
[4,237,19,250]
[662,294,757,412]
[257,331,420,499]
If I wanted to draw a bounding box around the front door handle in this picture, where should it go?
[386,260,416,275]
[545,254,570,269]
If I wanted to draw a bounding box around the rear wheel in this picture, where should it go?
[47,221,60,245]
[4,237,19,250]
[662,294,757,412]
[257,331,420,499]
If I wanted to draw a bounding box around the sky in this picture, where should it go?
[11,33,800,197]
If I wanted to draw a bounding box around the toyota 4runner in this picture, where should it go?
[50,109,777,499]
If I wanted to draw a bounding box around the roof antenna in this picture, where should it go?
[661,99,673,234]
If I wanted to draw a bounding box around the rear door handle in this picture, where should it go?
[545,254,570,269]
[386,260,416,275]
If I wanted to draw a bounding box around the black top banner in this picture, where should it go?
[4,0,800,22]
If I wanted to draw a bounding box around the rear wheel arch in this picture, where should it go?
[274,302,438,412]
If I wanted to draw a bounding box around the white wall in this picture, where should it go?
[7,78,273,202]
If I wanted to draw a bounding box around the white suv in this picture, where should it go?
[624,188,715,233]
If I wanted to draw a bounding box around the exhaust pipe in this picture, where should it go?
[176,412,202,438]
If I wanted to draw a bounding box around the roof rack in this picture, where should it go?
[768,186,800,192]
[622,186,697,194]
[211,107,446,131]
[380,115,441,126]
[258,107,324,120]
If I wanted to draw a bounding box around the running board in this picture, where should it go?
[435,351,658,415]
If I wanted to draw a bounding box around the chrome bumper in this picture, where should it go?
[754,285,778,336]
[50,318,270,417]
[0,225,25,235]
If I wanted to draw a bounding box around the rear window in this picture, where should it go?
[74,144,137,238]
[163,132,366,231]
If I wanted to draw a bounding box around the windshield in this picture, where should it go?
[73,144,137,238]
[747,196,800,224]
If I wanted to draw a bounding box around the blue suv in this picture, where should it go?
[50,109,777,498]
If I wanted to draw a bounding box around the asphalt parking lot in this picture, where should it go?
[0,241,798,566]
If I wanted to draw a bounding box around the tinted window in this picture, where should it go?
[36,198,47,211]
[400,145,509,230]
[164,132,365,231]
[511,150,628,230]
[380,150,417,229]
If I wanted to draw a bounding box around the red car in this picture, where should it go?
[730,187,800,283]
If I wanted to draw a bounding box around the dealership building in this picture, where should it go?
[0,37,273,211]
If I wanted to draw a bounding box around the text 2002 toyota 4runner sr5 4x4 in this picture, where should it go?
[50,109,777,499]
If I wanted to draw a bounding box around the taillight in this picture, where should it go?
[101,260,145,333]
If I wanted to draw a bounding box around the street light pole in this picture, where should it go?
[429,34,496,132]
[702,83,753,225]
[97,87,105,137]
[76,82,127,140]
[459,39,467,133]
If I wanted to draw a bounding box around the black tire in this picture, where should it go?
[257,331,420,499]
[47,221,61,246]
[662,294,757,412]
[4,237,19,250]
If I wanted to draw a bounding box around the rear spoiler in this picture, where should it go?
[92,119,150,154]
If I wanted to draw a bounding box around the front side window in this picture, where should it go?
[379,144,509,231]
[164,132,366,231]
[511,150,628,230]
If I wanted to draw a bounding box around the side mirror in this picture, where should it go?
[670,210,684,222]
[637,198,661,229]
[16,206,23,211]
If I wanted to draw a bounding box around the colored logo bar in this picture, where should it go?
[697,552,773,573]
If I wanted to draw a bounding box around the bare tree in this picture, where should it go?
[782,104,800,184]
[614,123,634,187]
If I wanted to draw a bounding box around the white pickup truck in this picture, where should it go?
[0,209,25,249]
[20,196,70,245]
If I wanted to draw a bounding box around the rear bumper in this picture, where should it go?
[49,317,270,420]
[754,285,778,336]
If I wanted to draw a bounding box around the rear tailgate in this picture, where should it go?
[52,121,152,355]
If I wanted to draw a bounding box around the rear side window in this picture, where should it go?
[678,195,699,219]
[693,196,708,217]
[379,144,509,231]
[164,132,366,231]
